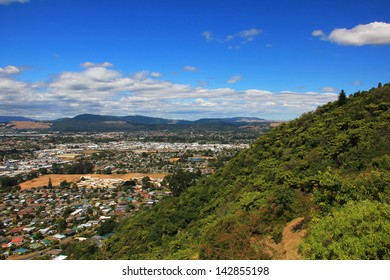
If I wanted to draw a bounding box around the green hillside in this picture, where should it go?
[98,83,390,260]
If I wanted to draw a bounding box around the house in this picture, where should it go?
[75,237,88,241]
[8,227,24,235]
[145,200,155,206]
[52,234,66,240]
[23,227,37,234]
[64,229,76,237]
[70,209,83,216]
[29,243,44,250]
[13,248,28,255]
[41,239,53,246]
[39,227,51,235]
[11,237,24,245]
[99,216,111,220]
[46,249,61,257]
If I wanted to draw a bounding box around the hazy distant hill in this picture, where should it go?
[193,117,267,125]
[50,114,270,132]
[0,116,36,122]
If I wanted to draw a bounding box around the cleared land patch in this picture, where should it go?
[20,173,166,190]
[5,121,52,130]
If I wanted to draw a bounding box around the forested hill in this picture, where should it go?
[98,83,390,260]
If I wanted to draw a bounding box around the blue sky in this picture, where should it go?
[0,0,390,120]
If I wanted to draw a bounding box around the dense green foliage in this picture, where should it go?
[162,169,202,197]
[0,175,20,192]
[100,84,390,260]
[51,160,94,174]
[301,200,390,259]
[63,240,100,260]
[97,218,117,236]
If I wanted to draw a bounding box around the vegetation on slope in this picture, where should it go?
[98,83,390,260]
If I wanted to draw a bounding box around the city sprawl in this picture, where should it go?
[0,128,264,259]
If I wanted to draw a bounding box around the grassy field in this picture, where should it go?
[20,173,166,190]
[6,121,52,130]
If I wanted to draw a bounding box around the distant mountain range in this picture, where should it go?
[0,116,37,122]
[0,114,272,132]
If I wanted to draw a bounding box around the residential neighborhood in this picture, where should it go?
[0,174,167,260]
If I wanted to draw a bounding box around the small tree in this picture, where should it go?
[338,90,347,106]
[32,231,44,240]
[56,218,67,231]
[97,218,117,236]
[141,176,152,190]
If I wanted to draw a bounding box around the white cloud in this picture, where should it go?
[202,28,262,47]
[244,89,272,96]
[202,31,213,42]
[150,72,162,78]
[80,62,114,68]
[227,75,242,84]
[0,0,29,5]
[0,65,21,75]
[195,98,217,107]
[0,77,27,94]
[0,64,338,120]
[321,86,338,93]
[237,28,262,42]
[228,45,241,50]
[312,30,327,40]
[313,22,390,46]
[183,65,198,72]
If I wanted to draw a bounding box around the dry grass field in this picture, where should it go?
[5,121,52,130]
[20,173,166,190]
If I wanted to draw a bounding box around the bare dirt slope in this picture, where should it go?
[264,217,306,259]
[280,217,306,259]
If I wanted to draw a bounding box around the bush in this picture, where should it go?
[301,201,390,259]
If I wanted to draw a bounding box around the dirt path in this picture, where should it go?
[280,217,306,260]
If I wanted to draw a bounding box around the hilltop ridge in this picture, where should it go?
[94,83,390,260]
[0,114,271,132]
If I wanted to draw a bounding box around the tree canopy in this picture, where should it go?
[96,83,390,260]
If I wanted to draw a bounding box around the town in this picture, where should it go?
[0,128,264,260]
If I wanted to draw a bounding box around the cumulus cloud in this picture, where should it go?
[0,63,338,120]
[227,75,242,84]
[80,61,114,68]
[195,98,217,107]
[0,0,29,5]
[183,65,198,72]
[313,22,390,46]
[0,65,21,75]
